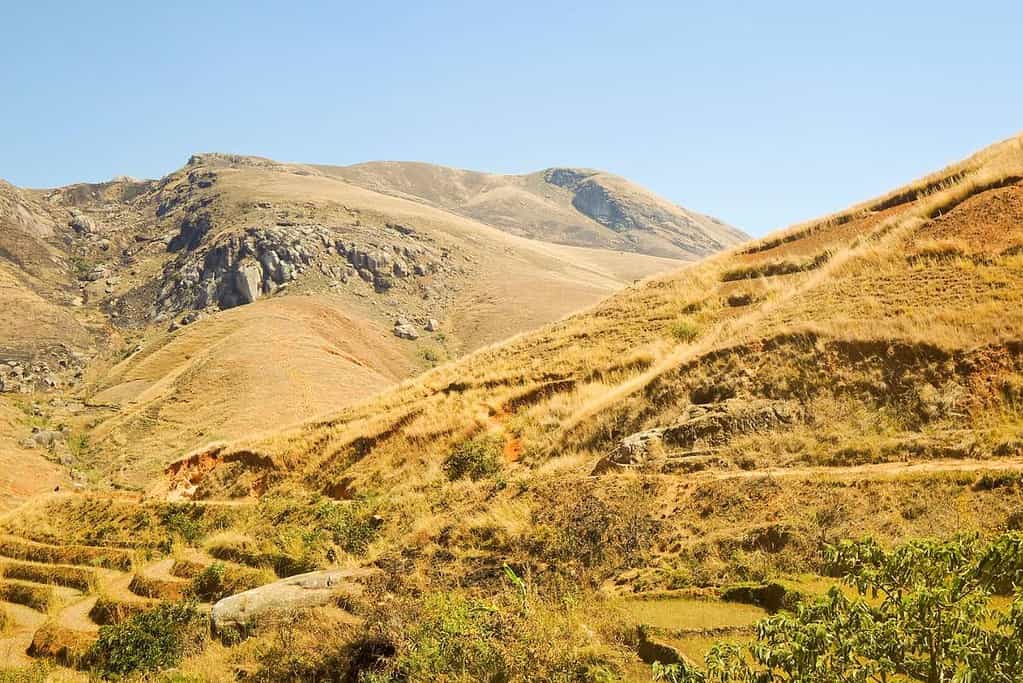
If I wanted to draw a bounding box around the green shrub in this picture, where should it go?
[669,318,700,343]
[443,436,503,481]
[187,561,271,602]
[313,500,380,555]
[188,562,228,602]
[159,504,205,544]
[87,602,208,677]
[362,589,626,682]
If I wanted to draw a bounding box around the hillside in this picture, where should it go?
[1,135,1022,679]
[0,154,728,496]
[318,161,746,258]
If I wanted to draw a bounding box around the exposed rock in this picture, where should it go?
[393,324,419,340]
[84,265,109,282]
[592,429,665,474]
[31,429,65,448]
[234,261,263,305]
[593,399,801,475]
[662,399,801,449]
[425,318,439,332]
[211,567,377,630]
[68,210,95,234]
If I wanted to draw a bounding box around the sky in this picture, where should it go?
[1,1,1020,237]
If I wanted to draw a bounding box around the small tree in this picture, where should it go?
[666,534,1023,682]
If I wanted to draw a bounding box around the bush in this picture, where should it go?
[187,561,272,602]
[159,504,205,544]
[362,589,625,682]
[443,436,503,481]
[676,534,1023,682]
[86,602,208,677]
[252,609,364,682]
[669,318,700,343]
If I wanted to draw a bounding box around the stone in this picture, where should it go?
[31,430,65,448]
[85,265,109,282]
[592,429,666,474]
[425,319,439,332]
[234,262,263,305]
[661,399,801,449]
[393,324,419,340]
[211,567,378,630]
[68,210,95,234]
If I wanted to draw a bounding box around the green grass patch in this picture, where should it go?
[620,597,766,632]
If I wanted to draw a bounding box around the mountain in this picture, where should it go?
[184,133,1023,511]
[0,153,737,495]
[3,135,1021,678]
[319,160,745,259]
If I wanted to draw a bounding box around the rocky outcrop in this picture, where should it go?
[593,399,801,474]
[0,353,81,394]
[154,216,442,317]
[211,567,378,630]
[571,179,632,233]
[662,399,801,449]
[393,323,419,340]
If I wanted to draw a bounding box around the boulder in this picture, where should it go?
[211,567,376,630]
[393,324,419,340]
[425,318,439,332]
[85,265,109,282]
[31,430,65,448]
[662,399,801,449]
[68,210,95,234]
[592,428,665,474]
[234,262,263,305]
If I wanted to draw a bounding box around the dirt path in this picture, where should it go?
[56,595,99,633]
[0,601,47,666]
[687,456,1023,482]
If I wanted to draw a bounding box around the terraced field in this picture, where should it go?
[0,500,273,673]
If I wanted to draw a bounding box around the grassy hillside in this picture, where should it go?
[318,160,746,258]
[2,153,718,491]
[1,135,1021,679]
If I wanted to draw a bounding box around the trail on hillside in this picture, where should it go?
[682,456,1023,483]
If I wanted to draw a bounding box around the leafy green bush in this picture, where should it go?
[159,504,205,544]
[206,493,382,577]
[87,602,208,677]
[672,534,1023,682]
[362,589,625,682]
[443,436,503,481]
[313,499,379,555]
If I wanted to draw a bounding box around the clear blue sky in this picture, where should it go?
[2,1,1020,236]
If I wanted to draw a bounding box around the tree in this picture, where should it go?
[664,534,1023,682]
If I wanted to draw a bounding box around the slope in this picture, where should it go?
[317,161,746,258]
[174,133,1023,585]
[3,153,716,489]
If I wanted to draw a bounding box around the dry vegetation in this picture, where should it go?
[0,135,1022,678]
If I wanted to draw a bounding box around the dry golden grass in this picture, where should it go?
[5,134,1023,678]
